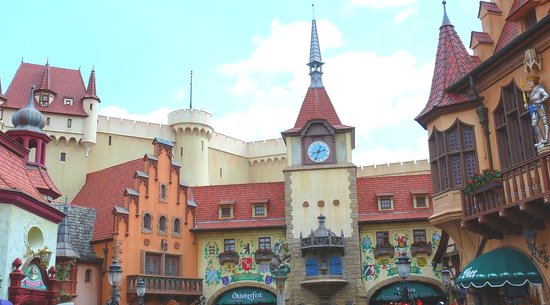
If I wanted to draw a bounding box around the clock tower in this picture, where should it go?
[281,15,361,305]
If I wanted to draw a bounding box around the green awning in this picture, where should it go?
[217,288,276,305]
[456,248,542,288]
[371,281,443,302]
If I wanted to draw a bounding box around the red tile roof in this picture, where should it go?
[357,174,433,223]
[479,1,503,15]
[27,166,62,199]
[494,20,519,52]
[4,63,88,117]
[416,22,478,125]
[72,159,142,241]
[471,31,495,45]
[283,87,352,133]
[84,69,100,101]
[193,182,286,231]
[0,75,7,101]
[0,131,48,204]
[507,0,534,20]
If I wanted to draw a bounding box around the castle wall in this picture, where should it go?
[46,137,88,201]
[357,160,430,177]
[208,148,250,185]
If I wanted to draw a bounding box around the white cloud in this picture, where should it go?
[353,136,428,166]
[394,7,418,24]
[99,105,172,124]
[349,0,417,9]
[172,88,186,101]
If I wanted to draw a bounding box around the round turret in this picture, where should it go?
[12,85,46,134]
[168,109,214,186]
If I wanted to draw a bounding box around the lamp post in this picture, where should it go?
[441,267,451,305]
[395,253,413,303]
[107,259,123,305]
[136,277,146,305]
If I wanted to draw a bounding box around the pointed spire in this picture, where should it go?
[308,6,324,88]
[441,1,451,26]
[415,0,478,127]
[84,67,100,101]
[56,204,79,258]
[40,62,53,91]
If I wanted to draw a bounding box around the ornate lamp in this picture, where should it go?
[441,268,451,286]
[136,277,146,305]
[107,259,123,305]
[38,247,53,269]
[395,253,411,280]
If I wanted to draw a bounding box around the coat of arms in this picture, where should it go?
[241,257,253,271]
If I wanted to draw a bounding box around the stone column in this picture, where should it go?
[274,275,288,305]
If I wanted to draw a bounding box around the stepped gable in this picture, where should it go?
[357,174,433,223]
[479,1,503,14]
[494,20,519,52]
[72,159,143,241]
[4,62,88,116]
[416,3,478,127]
[192,182,286,231]
[53,203,98,261]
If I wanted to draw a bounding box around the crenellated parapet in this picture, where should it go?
[357,160,430,177]
[168,109,214,139]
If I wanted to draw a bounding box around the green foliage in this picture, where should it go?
[55,259,75,281]
[465,169,502,194]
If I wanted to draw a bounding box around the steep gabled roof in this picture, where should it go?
[4,63,88,116]
[72,159,142,241]
[192,182,286,231]
[357,174,433,223]
[53,203,99,261]
[416,3,478,127]
[470,31,495,48]
[494,20,519,52]
[479,1,503,16]
[27,165,62,199]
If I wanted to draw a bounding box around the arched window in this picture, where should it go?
[84,269,92,283]
[159,216,167,232]
[173,218,181,234]
[329,256,342,275]
[428,121,477,194]
[143,213,152,231]
[160,184,167,200]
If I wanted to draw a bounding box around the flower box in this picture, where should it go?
[254,250,274,262]
[218,251,239,264]
[374,243,395,258]
[410,241,432,256]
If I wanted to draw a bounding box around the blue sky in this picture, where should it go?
[1,0,481,166]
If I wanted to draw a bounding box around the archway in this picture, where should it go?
[209,284,277,305]
[368,276,446,305]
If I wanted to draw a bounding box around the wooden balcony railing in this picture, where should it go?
[126,275,203,296]
[461,151,550,238]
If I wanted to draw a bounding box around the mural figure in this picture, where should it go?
[21,264,46,289]
[523,75,550,148]
[269,241,291,277]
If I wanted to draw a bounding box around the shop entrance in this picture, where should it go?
[214,287,276,305]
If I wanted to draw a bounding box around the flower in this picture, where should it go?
[464,169,502,194]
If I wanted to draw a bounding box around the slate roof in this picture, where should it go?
[53,203,99,261]
[357,174,433,223]
[192,182,286,231]
[416,15,478,126]
[4,63,89,116]
[72,159,142,241]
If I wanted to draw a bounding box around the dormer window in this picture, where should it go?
[376,193,394,210]
[39,95,49,107]
[411,190,429,208]
[64,98,73,105]
[523,9,537,30]
[251,199,269,217]
[218,200,235,219]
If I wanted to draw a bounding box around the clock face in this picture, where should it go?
[307,140,330,163]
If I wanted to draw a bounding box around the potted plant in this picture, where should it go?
[374,242,395,258]
[254,248,274,262]
[464,169,502,194]
[218,250,239,264]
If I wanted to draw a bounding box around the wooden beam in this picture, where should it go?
[499,209,545,230]
[520,202,550,222]
[479,215,522,235]
[462,220,503,239]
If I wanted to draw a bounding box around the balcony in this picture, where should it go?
[461,152,550,239]
[218,251,239,264]
[126,275,203,297]
[301,274,348,298]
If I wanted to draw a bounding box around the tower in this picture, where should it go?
[281,16,361,305]
[168,109,213,186]
[81,68,100,157]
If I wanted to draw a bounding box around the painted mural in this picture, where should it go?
[202,237,284,290]
[360,225,442,292]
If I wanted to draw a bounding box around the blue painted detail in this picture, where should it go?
[306,257,319,276]
[329,256,343,275]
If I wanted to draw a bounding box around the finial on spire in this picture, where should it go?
[308,12,324,88]
[312,3,315,19]
[442,1,451,25]
[189,70,193,110]
[46,58,49,66]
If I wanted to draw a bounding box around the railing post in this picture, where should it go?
[540,155,550,193]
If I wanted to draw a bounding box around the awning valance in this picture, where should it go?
[456,248,542,288]
[371,281,443,302]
